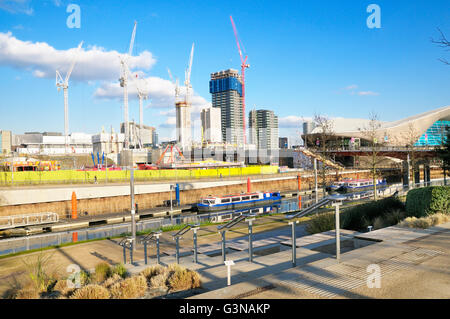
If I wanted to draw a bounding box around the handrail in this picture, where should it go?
[217,214,247,231]
[286,197,333,220]
[172,223,200,238]
[140,230,162,243]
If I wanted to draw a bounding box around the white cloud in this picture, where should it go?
[344,84,358,90]
[357,91,379,96]
[0,32,156,82]
[0,0,33,15]
[278,115,312,128]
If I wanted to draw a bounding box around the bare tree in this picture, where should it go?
[432,28,450,65]
[398,122,423,187]
[312,114,336,197]
[358,112,389,200]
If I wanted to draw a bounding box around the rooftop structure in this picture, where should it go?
[304,105,450,147]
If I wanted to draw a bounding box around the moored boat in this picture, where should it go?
[197,191,281,212]
[334,178,387,194]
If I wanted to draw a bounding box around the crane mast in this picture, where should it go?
[120,21,137,149]
[56,41,83,154]
[230,16,249,145]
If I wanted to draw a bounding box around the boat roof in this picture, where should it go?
[201,192,270,199]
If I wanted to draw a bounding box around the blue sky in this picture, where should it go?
[0,0,449,144]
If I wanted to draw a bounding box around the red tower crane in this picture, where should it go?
[230,15,250,145]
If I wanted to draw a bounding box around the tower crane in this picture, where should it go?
[230,16,249,145]
[119,21,137,149]
[123,62,149,148]
[167,68,180,103]
[56,41,83,154]
[184,43,195,106]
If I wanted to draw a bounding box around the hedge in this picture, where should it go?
[405,186,450,217]
[341,197,405,231]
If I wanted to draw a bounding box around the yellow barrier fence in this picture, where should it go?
[0,165,279,185]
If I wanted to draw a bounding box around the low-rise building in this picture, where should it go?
[13,132,93,154]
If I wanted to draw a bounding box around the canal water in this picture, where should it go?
[0,195,315,257]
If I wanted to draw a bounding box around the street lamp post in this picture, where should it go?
[130,166,136,251]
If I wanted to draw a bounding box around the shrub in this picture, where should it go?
[149,272,170,289]
[22,253,57,293]
[109,275,147,299]
[140,265,165,282]
[52,279,75,297]
[15,287,40,299]
[341,197,405,231]
[94,262,112,283]
[112,263,128,279]
[373,209,406,230]
[167,269,201,292]
[398,213,450,229]
[306,212,336,234]
[79,270,91,286]
[406,186,450,217]
[102,274,123,289]
[70,284,110,299]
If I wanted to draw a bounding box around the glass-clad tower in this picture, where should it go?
[209,69,243,146]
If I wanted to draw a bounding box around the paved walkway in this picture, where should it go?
[187,222,450,299]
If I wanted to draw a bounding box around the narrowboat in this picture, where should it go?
[334,178,387,194]
[197,191,282,212]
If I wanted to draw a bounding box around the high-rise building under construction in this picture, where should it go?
[209,69,244,146]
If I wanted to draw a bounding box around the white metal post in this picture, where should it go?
[224,260,235,286]
[314,158,318,203]
[332,202,341,263]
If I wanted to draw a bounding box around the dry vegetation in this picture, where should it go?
[140,263,201,292]
[5,259,201,299]
[398,213,450,229]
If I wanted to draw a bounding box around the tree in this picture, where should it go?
[399,122,423,187]
[312,114,336,197]
[358,112,389,200]
[432,28,450,65]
